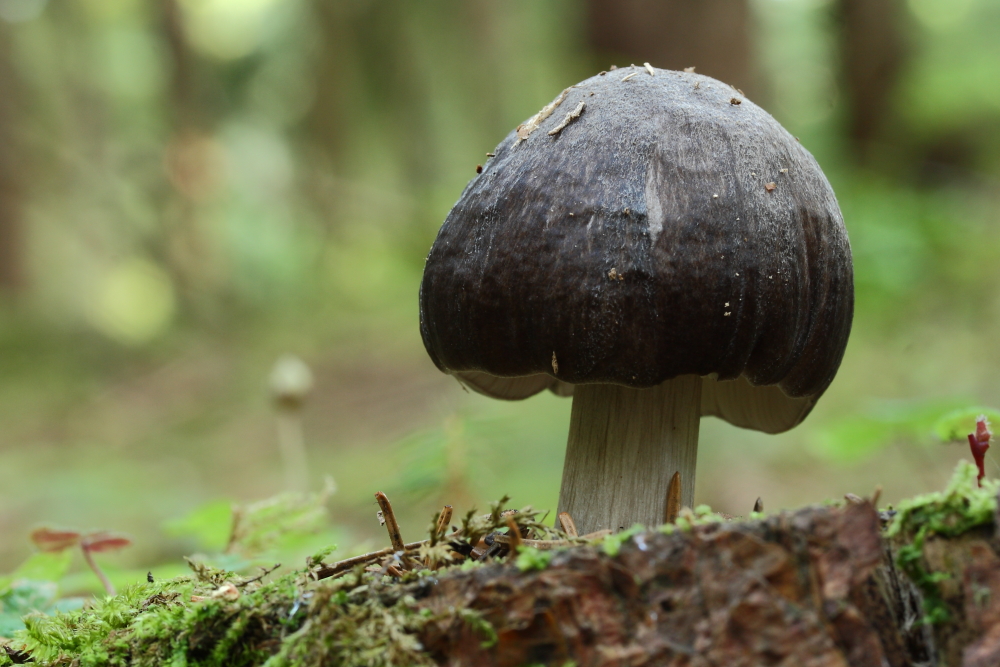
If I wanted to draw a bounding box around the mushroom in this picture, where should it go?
[419,67,853,534]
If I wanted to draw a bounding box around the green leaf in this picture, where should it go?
[933,407,1000,442]
[162,499,234,553]
[8,550,73,586]
[810,397,981,462]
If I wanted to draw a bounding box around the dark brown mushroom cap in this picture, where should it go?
[419,67,853,433]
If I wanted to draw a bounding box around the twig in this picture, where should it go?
[375,492,405,553]
[518,530,612,550]
[516,88,569,142]
[558,511,578,537]
[505,516,522,550]
[664,471,682,524]
[548,101,585,137]
[753,497,763,513]
[621,71,638,82]
[644,62,655,76]
[435,506,453,542]
[235,563,281,588]
[871,486,882,508]
[313,540,429,580]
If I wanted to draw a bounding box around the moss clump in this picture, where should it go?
[0,498,582,667]
[514,547,552,572]
[888,460,999,624]
[1,559,437,667]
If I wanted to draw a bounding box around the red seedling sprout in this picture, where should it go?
[30,527,82,553]
[29,527,131,596]
[968,415,992,488]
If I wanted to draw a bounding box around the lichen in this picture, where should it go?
[888,460,999,624]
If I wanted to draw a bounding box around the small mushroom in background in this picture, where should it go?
[269,354,313,492]
[419,67,854,534]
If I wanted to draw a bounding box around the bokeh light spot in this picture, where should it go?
[89,258,177,345]
[908,0,976,31]
[0,0,47,23]
[178,0,286,60]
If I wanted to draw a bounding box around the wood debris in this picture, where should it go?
[664,471,682,523]
[375,491,405,552]
[644,62,655,76]
[516,88,569,142]
[558,511,578,537]
[419,502,892,666]
[312,496,605,582]
[548,101,585,137]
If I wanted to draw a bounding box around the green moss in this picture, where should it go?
[0,498,579,667]
[601,524,645,557]
[888,461,999,624]
[514,547,552,572]
[455,608,497,649]
[3,558,439,667]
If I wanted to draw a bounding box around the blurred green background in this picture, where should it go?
[1,0,999,592]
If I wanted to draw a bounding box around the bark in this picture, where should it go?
[0,22,23,292]
[836,0,908,162]
[586,0,757,98]
[413,500,1000,667]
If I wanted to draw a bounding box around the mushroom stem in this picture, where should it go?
[557,375,701,534]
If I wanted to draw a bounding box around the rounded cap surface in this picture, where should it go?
[419,68,853,433]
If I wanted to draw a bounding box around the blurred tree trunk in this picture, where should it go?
[586,0,758,99]
[159,0,219,316]
[0,23,23,293]
[836,0,907,162]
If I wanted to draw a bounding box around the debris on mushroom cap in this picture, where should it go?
[419,68,853,434]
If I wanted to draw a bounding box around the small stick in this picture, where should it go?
[753,497,763,513]
[375,492,405,553]
[548,101,585,137]
[434,505,453,542]
[505,516,522,550]
[582,529,613,541]
[644,62,655,76]
[520,530,612,550]
[621,71,638,82]
[664,471,682,524]
[313,540,428,580]
[871,485,882,508]
[235,563,281,588]
[844,493,864,505]
[516,88,569,142]
[558,511,578,537]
